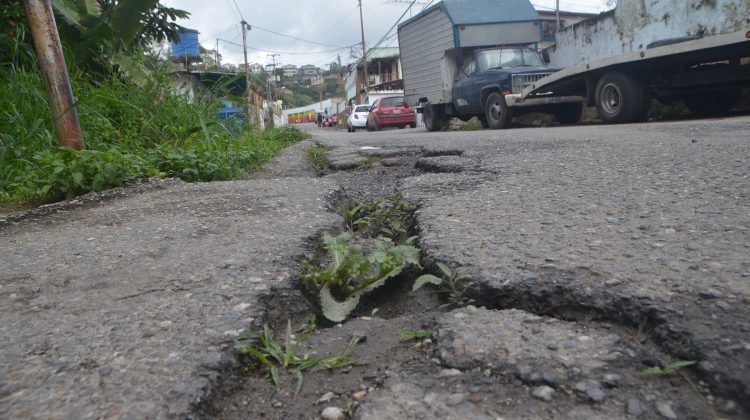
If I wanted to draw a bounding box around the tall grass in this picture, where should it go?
[0,62,307,204]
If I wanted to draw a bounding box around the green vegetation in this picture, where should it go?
[459,121,483,131]
[413,261,475,308]
[1,2,307,205]
[301,233,421,322]
[343,194,415,241]
[305,145,330,175]
[398,329,434,340]
[642,360,697,376]
[236,320,357,397]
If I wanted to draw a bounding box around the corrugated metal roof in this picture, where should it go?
[442,0,539,24]
[366,47,400,59]
[400,0,539,28]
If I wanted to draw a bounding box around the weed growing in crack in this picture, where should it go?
[300,233,421,322]
[235,320,358,397]
[342,194,415,241]
[356,155,377,170]
[306,146,330,175]
[642,360,696,376]
[413,261,475,308]
[398,329,434,340]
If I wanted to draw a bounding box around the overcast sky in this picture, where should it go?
[164,0,613,68]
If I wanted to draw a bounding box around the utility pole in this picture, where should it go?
[556,0,561,31]
[241,20,253,120]
[267,53,281,101]
[215,38,220,70]
[24,0,84,150]
[358,0,369,104]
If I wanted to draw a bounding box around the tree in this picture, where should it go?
[51,0,190,71]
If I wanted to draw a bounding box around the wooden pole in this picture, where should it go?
[24,0,84,150]
[358,0,369,104]
[241,20,251,116]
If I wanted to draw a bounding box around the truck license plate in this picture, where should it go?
[393,109,401,114]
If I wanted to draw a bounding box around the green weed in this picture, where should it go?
[642,360,697,376]
[356,155,377,170]
[343,195,415,241]
[413,261,475,308]
[305,145,330,174]
[301,233,421,322]
[398,329,434,340]
[236,320,358,397]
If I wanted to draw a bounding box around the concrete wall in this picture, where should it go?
[549,0,750,67]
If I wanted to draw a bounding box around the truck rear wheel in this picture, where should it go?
[423,103,449,132]
[595,72,647,124]
[484,92,511,129]
[553,103,583,124]
[683,90,741,116]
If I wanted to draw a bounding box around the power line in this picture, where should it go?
[317,4,360,40]
[218,38,355,56]
[230,0,245,20]
[248,23,349,49]
[222,0,241,21]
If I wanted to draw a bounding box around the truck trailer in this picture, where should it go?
[522,0,750,123]
[397,0,585,131]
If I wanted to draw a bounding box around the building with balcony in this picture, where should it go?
[282,64,299,77]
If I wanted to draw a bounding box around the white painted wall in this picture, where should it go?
[549,0,750,67]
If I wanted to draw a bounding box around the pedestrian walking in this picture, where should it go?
[317,112,323,128]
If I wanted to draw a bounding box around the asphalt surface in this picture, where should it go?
[1,116,748,418]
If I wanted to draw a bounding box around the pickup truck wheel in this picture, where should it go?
[683,90,741,116]
[484,92,511,129]
[595,71,646,124]
[553,103,583,124]
[423,103,448,132]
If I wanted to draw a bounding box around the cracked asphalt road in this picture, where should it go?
[1,116,748,418]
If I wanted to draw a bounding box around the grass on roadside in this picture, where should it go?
[305,145,330,175]
[0,65,308,204]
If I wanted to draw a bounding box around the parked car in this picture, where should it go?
[366,97,417,131]
[347,104,370,132]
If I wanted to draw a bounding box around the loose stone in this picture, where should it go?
[655,401,677,419]
[627,398,645,416]
[586,386,605,403]
[352,390,366,401]
[446,393,465,406]
[532,385,554,401]
[321,406,345,420]
[316,392,335,405]
[602,373,622,388]
[542,371,558,386]
[699,289,722,299]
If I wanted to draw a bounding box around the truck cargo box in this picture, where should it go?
[398,0,542,105]
[548,0,750,67]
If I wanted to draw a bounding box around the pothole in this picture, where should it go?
[197,193,448,419]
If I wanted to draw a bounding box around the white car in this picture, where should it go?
[347,105,371,132]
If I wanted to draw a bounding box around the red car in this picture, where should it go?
[366,96,417,131]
